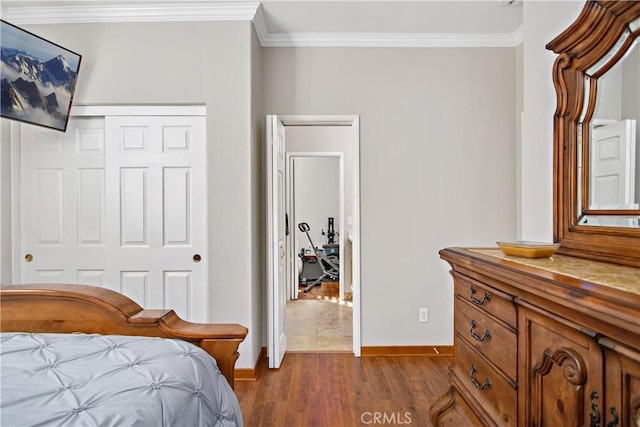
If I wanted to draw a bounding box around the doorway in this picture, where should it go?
[288,154,342,300]
[286,153,352,352]
[266,115,360,368]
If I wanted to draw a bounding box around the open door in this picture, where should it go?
[590,119,637,209]
[266,115,287,369]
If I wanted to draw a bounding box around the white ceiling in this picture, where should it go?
[1,1,524,47]
[260,1,522,34]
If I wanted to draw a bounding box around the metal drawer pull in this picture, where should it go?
[469,285,491,306]
[607,407,619,427]
[469,364,492,390]
[589,389,619,427]
[589,389,601,427]
[470,320,491,342]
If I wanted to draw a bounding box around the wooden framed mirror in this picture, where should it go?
[547,0,640,267]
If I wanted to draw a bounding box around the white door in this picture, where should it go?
[590,119,637,209]
[19,114,208,322]
[266,115,287,368]
[20,118,107,285]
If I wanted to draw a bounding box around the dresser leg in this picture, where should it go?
[429,386,456,426]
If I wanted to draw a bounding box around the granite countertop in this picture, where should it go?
[471,249,640,295]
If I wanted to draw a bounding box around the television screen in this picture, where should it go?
[1,19,81,132]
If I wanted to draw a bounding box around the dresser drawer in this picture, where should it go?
[455,295,517,381]
[454,274,516,327]
[453,336,517,427]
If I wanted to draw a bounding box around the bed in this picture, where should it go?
[0,284,248,427]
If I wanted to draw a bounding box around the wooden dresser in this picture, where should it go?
[429,2,640,425]
[429,247,640,426]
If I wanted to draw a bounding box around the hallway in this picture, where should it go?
[286,282,352,352]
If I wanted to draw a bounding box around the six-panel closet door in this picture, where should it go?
[19,114,207,322]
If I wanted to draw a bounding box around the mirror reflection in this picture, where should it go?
[578,33,640,228]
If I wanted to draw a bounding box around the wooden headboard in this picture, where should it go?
[0,284,248,388]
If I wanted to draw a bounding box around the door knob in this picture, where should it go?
[193,254,201,263]
[25,253,34,263]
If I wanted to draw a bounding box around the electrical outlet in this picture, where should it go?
[419,308,429,323]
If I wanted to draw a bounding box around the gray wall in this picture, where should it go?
[293,157,340,252]
[263,47,517,346]
[516,43,524,238]
[598,67,623,120]
[621,45,640,203]
[250,25,265,365]
[0,119,10,285]
[285,125,354,238]
[6,21,261,368]
[521,1,583,241]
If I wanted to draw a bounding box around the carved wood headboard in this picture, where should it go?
[0,284,248,388]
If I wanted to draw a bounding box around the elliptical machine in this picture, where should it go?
[297,222,339,293]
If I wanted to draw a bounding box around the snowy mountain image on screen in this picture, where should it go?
[1,47,78,129]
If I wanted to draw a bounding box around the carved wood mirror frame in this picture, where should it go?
[547,0,640,268]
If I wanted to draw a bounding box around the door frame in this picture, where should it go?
[267,115,361,357]
[10,104,207,284]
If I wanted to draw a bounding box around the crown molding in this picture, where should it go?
[252,3,269,45]
[2,2,522,48]
[2,2,261,24]
[260,30,522,48]
[512,24,523,46]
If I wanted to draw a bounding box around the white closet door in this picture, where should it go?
[590,119,637,209]
[19,114,207,322]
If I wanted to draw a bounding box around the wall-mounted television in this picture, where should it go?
[1,19,81,132]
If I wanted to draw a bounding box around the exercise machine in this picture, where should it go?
[323,217,336,244]
[298,222,339,293]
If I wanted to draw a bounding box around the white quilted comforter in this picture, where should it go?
[0,333,243,427]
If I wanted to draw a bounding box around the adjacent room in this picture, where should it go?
[1,1,638,426]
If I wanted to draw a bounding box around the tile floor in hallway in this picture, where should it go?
[286,296,353,351]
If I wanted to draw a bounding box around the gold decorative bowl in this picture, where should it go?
[496,241,560,259]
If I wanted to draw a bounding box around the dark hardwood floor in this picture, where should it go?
[297,281,352,302]
[235,353,452,427]
[297,280,340,300]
